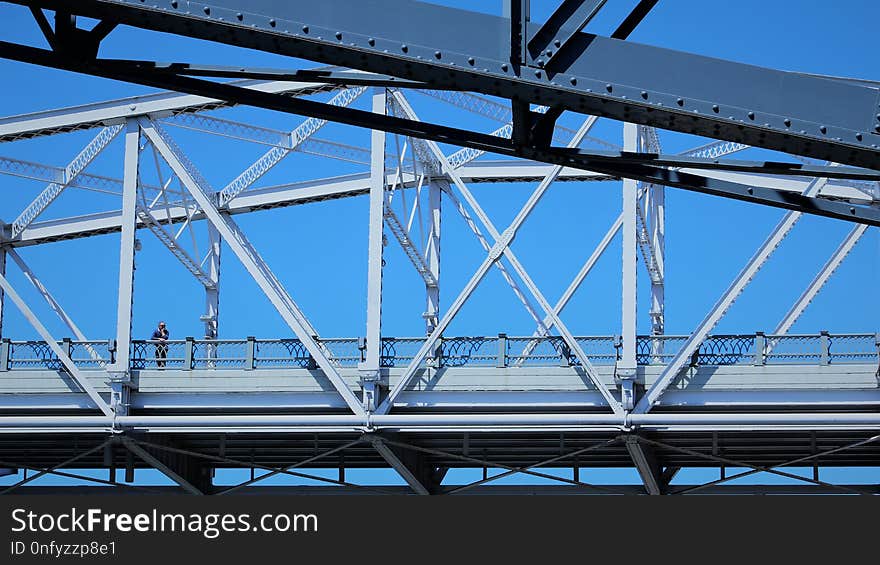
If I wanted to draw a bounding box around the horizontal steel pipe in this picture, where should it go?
[3,412,880,431]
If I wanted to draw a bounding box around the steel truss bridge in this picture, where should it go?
[0,0,878,495]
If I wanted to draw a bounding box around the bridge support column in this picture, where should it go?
[619,123,639,402]
[371,436,446,495]
[109,375,130,416]
[360,88,387,410]
[202,223,221,346]
[0,245,5,341]
[121,436,211,495]
[424,181,441,334]
[110,119,139,376]
[623,435,665,495]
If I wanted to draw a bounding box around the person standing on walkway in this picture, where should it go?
[152,321,169,368]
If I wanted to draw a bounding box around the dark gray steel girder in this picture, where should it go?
[6,0,880,169]
[371,436,447,495]
[5,484,880,495]
[622,435,664,495]
[120,436,212,495]
[3,41,878,226]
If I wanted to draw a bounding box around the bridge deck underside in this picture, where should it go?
[2,431,880,471]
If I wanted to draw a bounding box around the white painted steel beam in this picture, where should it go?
[0,247,5,340]
[363,89,386,373]
[379,93,621,415]
[0,79,339,141]
[0,273,113,417]
[516,211,624,362]
[774,223,869,335]
[386,96,546,330]
[4,387,880,413]
[383,205,437,288]
[109,120,140,374]
[437,180,546,331]
[11,125,123,238]
[642,127,665,338]
[634,176,831,414]
[135,202,216,289]
[219,87,366,206]
[139,118,366,417]
[7,165,875,247]
[161,113,373,166]
[5,412,880,433]
[5,249,104,363]
[204,223,221,339]
[425,181,442,334]
[620,123,638,373]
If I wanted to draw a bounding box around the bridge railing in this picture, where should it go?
[0,333,877,371]
[1,339,115,370]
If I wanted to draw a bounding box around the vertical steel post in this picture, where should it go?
[0,338,9,372]
[203,223,221,367]
[634,175,831,413]
[184,336,195,370]
[425,181,441,334]
[620,123,639,376]
[0,246,5,341]
[110,119,139,374]
[361,88,387,411]
[648,183,665,338]
[753,332,766,366]
[204,223,221,340]
[245,336,256,371]
[819,331,830,365]
[497,333,507,368]
[363,88,386,371]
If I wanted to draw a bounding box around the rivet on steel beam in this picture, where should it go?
[554,39,561,48]
[434,51,442,59]
[856,133,863,141]
[170,0,177,8]
[605,84,613,92]
[402,44,409,53]
[236,12,243,21]
[335,32,342,40]
[269,19,276,27]
[747,112,755,120]
[203,6,210,15]
[820,126,827,134]
[784,119,791,127]
[712,105,719,113]
[302,25,309,33]
[535,70,542,78]
[570,77,577,85]
[368,37,375,46]
[676,98,684,106]
[641,91,648,99]
[467,57,475,66]
[501,63,508,71]
[875,125,880,133]
[546,50,553,57]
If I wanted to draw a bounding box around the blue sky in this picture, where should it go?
[0,1,878,488]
